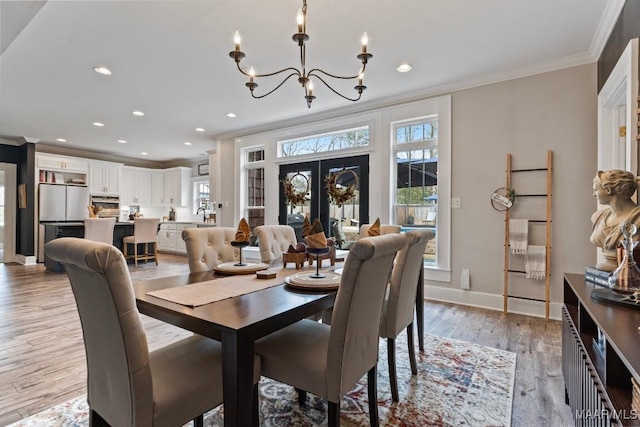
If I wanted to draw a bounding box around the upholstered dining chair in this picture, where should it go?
[123,217,160,267]
[44,237,261,427]
[84,217,116,244]
[254,224,297,264]
[254,233,406,427]
[359,223,402,238]
[380,229,434,402]
[181,227,238,272]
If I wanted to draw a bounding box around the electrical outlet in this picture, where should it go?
[452,197,461,209]
[461,268,470,289]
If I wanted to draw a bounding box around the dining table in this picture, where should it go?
[133,265,338,427]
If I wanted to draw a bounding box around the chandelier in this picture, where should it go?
[228,0,372,108]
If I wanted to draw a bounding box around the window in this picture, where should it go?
[245,148,265,229]
[278,126,369,158]
[192,179,211,220]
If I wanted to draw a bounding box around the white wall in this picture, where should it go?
[216,63,598,318]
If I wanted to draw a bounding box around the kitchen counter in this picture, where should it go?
[42,222,134,272]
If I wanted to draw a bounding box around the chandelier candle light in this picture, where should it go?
[228,0,372,108]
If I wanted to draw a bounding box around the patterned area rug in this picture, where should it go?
[9,334,516,427]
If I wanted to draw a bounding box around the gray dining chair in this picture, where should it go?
[254,224,297,263]
[182,227,238,272]
[380,229,434,402]
[255,233,406,427]
[45,237,260,427]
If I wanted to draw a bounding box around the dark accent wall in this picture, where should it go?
[597,0,640,92]
[0,143,36,257]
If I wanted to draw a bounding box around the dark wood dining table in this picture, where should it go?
[133,269,337,427]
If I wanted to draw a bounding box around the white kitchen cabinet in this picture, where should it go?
[157,222,193,254]
[151,171,165,205]
[163,167,191,207]
[90,161,122,195]
[37,154,89,174]
[121,167,151,205]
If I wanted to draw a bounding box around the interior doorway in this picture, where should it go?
[279,155,369,242]
[0,163,17,263]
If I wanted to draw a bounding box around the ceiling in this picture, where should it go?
[0,0,621,163]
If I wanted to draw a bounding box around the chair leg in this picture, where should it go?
[296,387,307,406]
[328,400,340,427]
[407,322,418,375]
[89,409,109,427]
[367,365,379,427]
[253,382,259,427]
[134,242,138,267]
[193,414,204,427]
[387,337,399,402]
[154,242,158,265]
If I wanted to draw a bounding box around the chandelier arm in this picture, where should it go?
[309,74,363,102]
[235,61,301,79]
[250,72,301,99]
[307,62,368,81]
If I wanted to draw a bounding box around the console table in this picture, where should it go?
[563,273,640,426]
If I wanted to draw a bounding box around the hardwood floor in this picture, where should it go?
[0,253,574,426]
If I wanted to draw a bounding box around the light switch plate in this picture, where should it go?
[452,197,461,209]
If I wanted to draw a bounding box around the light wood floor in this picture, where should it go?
[0,253,574,426]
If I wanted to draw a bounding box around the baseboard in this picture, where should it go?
[423,284,562,321]
[15,255,37,265]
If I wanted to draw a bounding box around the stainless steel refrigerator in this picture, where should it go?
[38,183,90,262]
[39,183,89,222]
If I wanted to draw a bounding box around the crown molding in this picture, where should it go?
[590,0,626,60]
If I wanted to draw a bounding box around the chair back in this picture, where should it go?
[359,223,401,239]
[380,229,435,338]
[133,218,160,243]
[84,217,116,244]
[45,238,153,426]
[182,227,238,272]
[254,225,297,263]
[326,233,406,401]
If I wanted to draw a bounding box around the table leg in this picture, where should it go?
[416,266,424,352]
[222,330,256,427]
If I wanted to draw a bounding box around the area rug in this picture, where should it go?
[8,334,516,427]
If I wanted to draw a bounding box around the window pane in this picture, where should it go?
[247,208,264,229]
[279,126,369,158]
[247,168,264,207]
[247,149,264,163]
[394,116,439,266]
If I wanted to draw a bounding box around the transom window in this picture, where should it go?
[278,126,369,158]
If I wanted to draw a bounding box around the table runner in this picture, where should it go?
[146,267,301,307]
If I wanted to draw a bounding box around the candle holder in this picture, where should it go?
[306,246,330,279]
[231,241,250,267]
[608,222,640,292]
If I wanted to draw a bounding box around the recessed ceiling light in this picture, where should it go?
[132,111,145,116]
[396,63,413,73]
[93,122,105,127]
[184,142,192,146]
[118,139,127,144]
[226,112,237,118]
[93,66,112,75]
[141,152,148,156]
[56,138,67,142]
[195,128,205,132]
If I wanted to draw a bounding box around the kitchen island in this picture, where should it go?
[42,221,134,272]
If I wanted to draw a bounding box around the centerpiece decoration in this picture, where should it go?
[231,217,252,266]
[325,168,358,208]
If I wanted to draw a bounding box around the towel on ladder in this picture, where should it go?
[509,219,529,254]
[525,245,546,280]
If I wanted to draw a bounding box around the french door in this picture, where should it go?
[279,155,369,240]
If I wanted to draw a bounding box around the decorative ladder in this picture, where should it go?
[503,150,553,320]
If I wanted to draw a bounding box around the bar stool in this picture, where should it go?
[84,217,116,245]
[123,218,160,266]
